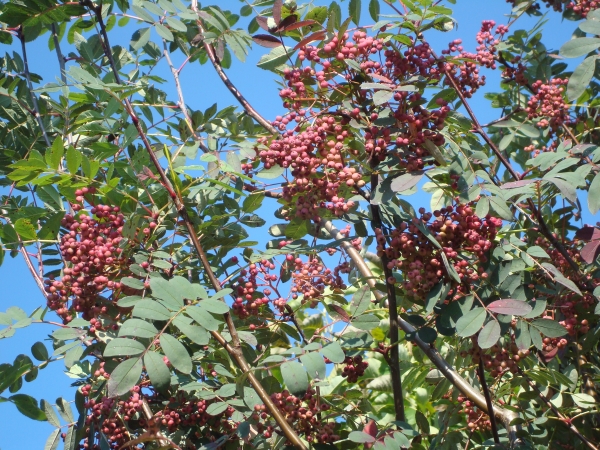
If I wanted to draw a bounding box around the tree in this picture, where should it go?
[0,0,599,448]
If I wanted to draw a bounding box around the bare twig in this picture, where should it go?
[477,359,500,443]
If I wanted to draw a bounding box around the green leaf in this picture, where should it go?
[281,361,308,395]
[589,172,600,215]
[560,37,600,58]
[349,0,361,25]
[567,55,597,101]
[199,298,229,314]
[299,352,326,380]
[160,334,192,374]
[242,194,264,213]
[185,304,221,331]
[40,399,60,427]
[103,338,146,357]
[149,277,184,310]
[44,429,60,450]
[455,307,486,337]
[132,299,172,321]
[352,314,380,330]
[541,263,583,296]
[257,45,293,70]
[143,351,171,393]
[155,23,174,41]
[320,342,345,363]
[14,218,37,240]
[349,431,376,444]
[530,318,567,338]
[66,146,82,174]
[31,342,48,361]
[515,320,531,350]
[107,358,143,397]
[368,0,380,21]
[417,326,438,344]
[172,316,210,345]
[38,212,64,241]
[63,426,76,450]
[206,401,229,415]
[349,285,371,317]
[477,321,500,349]
[372,90,393,105]
[55,397,74,423]
[440,253,460,283]
[118,319,159,339]
[10,394,46,421]
[46,137,64,170]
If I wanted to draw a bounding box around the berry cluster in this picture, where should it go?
[375,201,501,300]
[44,198,127,323]
[441,21,508,97]
[267,389,338,444]
[457,395,492,432]
[341,355,369,383]
[233,259,278,319]
[507,0,599,17]
[527,78,572,131]
[464,339,531,378]
[290,256,345,306]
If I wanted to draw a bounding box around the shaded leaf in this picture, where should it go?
[103,338,145,357]
[530,318,567,338]
[10,394,46,421]
[252,34,282,48]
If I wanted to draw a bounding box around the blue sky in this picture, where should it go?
[0,0,583,448]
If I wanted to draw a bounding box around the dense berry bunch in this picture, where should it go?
[291,256,345,306]
[527,78,572,131]
[457,395,492,432]
[257,114,359,220]
[375,201,501,299]
[341,355,369,383]
[233,259,278,318]
[268,389,338,444]
[44,197,127,323]
[441,21,508,97]
[465,339,531,377]
[506,0,599,17]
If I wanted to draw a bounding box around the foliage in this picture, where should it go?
[0,0,599,449]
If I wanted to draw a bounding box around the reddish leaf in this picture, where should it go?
[294,31,327,50]
[575,225,600,241]
[329,305,350,322]
[487,299,533,316]
[272,0,282,24]
[256,16,270,32]
[501,179,537,189]
[280,20,318,32]
[276,14,298,32]
[215,39,225,60]
[581,240,600,264]
[540,346,558,363]
[252,34,282,48]
[363,420,378,438]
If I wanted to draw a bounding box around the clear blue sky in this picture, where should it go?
[0,0,579,448]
